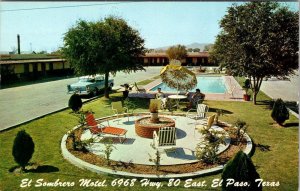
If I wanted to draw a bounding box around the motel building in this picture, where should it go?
[143,52,212,66]
[0,52,214,85]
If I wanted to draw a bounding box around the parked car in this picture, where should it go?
[67,75,114,96]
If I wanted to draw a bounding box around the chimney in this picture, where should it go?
[17,34,20,54]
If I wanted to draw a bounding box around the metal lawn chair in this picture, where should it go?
[134,82,146,93]
[153,127,177,154]
[186,103,209,120]
[111,101,129,122]
[85,113,127,143]
[194,114,216,135]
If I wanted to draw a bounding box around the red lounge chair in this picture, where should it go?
[86,113,127,143]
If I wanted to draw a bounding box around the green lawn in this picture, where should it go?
[0,91,298,191]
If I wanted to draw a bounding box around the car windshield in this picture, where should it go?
[95,76,104,81]
[79,78,94,83]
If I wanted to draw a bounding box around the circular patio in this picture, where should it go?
[79,114,231,165]
[61,113,253,179]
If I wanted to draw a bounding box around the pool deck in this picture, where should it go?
[129,75,244,101]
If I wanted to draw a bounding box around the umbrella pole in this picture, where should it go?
[176,81,180,109]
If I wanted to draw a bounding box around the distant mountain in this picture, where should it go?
[154,42,213,52]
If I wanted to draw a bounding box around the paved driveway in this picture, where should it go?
[0,67,163,131]
[260,70,299,102]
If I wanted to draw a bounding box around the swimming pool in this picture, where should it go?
[150,76,227,93]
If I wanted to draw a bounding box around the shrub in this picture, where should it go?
[271,98,289,125]
[149,142,161,171]
[103,139,116,165]
[221,151,262,191]
[12,130,35,171]
[149,101,158,113]
[234,120,247,143]
[73,110,87,127]
[195,141,221,164]
[242,79,251,95]
[195,130,225,164]
[68,93,82,112]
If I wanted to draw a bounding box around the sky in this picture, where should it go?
[0,1,298,53]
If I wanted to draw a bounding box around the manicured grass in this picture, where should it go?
[136,75,160,86]
[0,91,298,190]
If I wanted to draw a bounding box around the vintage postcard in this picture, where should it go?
[0,1,298,190]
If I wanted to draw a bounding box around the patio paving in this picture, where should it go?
[81,114,230,166]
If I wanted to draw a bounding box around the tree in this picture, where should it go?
[221,151,262,191]
[12,130,35,171]
[37,50,47,54]
[203,44,212,51]
[62,16,146,98]
[193,48,200,52]
[211,2,298,104]
[271,98,289,125]
[166,44,187,60]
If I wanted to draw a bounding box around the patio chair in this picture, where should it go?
[193,96,204,105]
[185,92,204,109]
[111,101,129,122]
[153,127,177,154]
[186,103,209,120]
[86,113,127,143]
[194,114,216,135]
[134,82,146,93]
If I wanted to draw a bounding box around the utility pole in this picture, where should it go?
[17,34,21,54]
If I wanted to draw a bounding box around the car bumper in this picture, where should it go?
[67,90,90,95]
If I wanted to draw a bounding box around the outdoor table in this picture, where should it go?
[168,94,187,109]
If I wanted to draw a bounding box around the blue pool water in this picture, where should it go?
[151,76,227,93]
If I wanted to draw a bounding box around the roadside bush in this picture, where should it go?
[12,130,35,171]
[68,93,82,112]
[271,98,289,125]
[221,151,262,191]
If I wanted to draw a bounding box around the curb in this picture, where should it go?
[0,96,99,133]
[287,108,299,119]
[61,116,253,180]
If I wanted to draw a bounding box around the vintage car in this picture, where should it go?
[67,75,114,96]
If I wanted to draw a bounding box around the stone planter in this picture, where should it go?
[135,116,175,138]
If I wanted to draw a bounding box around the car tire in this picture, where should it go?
[93,88,99,96]
[108,83,114,91]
